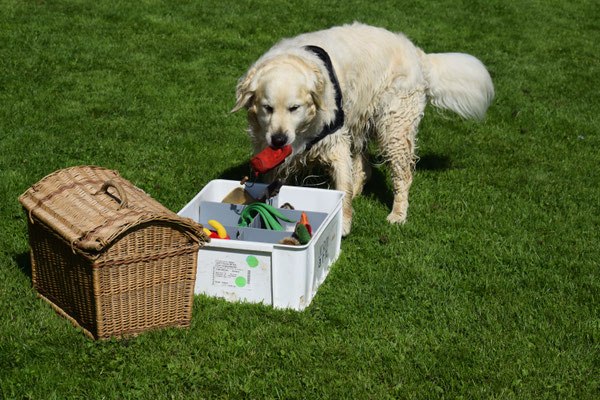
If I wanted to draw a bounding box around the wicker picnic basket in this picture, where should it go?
[18,166,209,340]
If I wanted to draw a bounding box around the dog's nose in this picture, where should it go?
[271,132,288,149]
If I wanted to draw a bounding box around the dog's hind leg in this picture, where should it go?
[376,89,426,225]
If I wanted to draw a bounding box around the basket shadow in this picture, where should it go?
[14,251,32,280]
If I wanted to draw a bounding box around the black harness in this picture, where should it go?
[303,45,345,151]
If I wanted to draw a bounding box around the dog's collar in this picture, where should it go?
[303,45,344,151]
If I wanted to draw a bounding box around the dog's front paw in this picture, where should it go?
[341,209,353,237]
[386,212,407,225]
[342,219,352,237]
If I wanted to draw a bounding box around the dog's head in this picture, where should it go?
[231,55,326,152]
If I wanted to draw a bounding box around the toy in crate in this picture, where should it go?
[19,166,209,340]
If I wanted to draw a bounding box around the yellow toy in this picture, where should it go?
[207,219,229,239]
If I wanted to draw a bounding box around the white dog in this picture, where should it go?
[232,23,494,236]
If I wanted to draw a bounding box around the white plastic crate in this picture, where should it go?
[178,179,344,310]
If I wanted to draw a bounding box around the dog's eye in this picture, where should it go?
[263,105,273,114]
[288,105,300,112]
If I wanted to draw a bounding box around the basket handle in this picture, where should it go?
[94,179,129,210]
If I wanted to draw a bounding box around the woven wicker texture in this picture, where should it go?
[19,166,209,339]
[19,165,206,254]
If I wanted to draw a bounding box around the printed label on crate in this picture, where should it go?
[212,260,245,288]
[196,249,272,305]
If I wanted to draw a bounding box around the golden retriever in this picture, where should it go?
[232,23,494,236]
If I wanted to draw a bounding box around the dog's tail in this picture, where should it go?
[418,50,494,121]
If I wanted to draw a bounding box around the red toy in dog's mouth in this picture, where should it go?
[250,145,292,175]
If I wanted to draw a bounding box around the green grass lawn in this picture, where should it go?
[1,0,599,398]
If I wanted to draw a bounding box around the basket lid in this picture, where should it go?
[19,166,208,253]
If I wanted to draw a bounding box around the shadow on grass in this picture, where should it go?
[417,153,452,171]
[218,162,254,181]
[14,251,32,280]
[363,152,452,208]
[362,165,394,208]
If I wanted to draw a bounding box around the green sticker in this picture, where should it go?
[246,256,259,268]
[235,276,247,287]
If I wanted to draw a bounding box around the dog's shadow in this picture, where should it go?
[218,153,451,208]
[219,163,253,181]
[416,153,452,171]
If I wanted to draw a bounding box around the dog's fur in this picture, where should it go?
[232,23,494,236]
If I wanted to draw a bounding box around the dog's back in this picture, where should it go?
[266,23,493,121]
[271,23,426,95]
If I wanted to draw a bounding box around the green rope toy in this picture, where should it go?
[238,203,296,231]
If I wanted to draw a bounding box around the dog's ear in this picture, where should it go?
[310,90,324,111]
[308,64,326,111]
[231,67,257,113]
